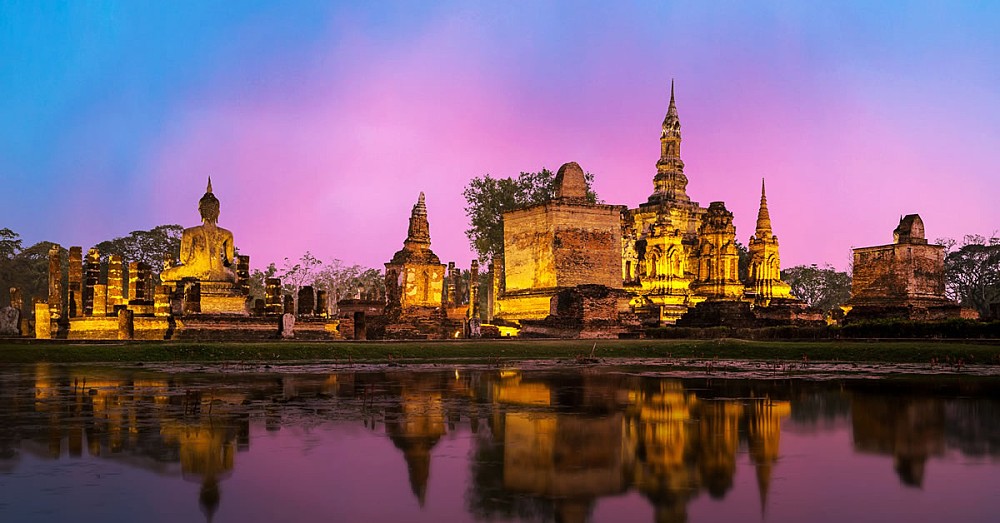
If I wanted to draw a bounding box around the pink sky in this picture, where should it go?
[3,3,997,272]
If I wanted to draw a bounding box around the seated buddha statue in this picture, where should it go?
[160,178,236,283]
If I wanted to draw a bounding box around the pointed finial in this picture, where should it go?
[206,176,213,194]
[418,192,425,206]
[667,79,678,115]
[755,177,772,238]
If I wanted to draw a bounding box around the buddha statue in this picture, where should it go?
[161,178,236,284]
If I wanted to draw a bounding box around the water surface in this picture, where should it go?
[1,363,997,522]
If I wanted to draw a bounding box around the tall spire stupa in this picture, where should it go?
[746,178,794,303]
[650,79,690,203]
[755,179,772,239]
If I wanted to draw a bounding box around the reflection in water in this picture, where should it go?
[0,364,998,522]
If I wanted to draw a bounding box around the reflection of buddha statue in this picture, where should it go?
[161,178,236,284]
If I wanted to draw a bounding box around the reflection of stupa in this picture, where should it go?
[746,398,791,516]
[629,381,700,523]
[385,387,447,506]
[851,395,944,488]
[697,400,742,499]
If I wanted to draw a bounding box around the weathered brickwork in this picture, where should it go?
[497,162,626,324]
[385,193,446,311]
[847,214,960,321]
[383,192,466,339]
[503,202,623,292]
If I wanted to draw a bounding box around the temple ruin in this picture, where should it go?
[30,179,342,340]
[9,81,977,341]
[494,162,639,338]
[490,82,809,333]
[383,193,471,339]
[846,214,961,321]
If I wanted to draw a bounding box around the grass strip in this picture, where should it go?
[0,338,998,365]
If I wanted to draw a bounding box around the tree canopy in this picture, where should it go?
[781,264,852,313]
[463,168,598,263]
[93,225,184,270]
[0,231,66,308]
[942,234,1000,319]
[247,252,386,303]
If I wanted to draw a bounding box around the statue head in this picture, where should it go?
[199,177,221,223]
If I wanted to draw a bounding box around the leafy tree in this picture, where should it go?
[941,235,1000,319]
[247,254,386,311]
[313,259,385,302]
[0,240,67,308]
[93,224,184,270]
[279,251,324,294]
[0,228,22,259]
[463,169,599,263]
[248,262,279,299]
[781,264,852,312]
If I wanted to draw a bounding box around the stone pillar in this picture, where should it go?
[489,257,503,322]
[446,262,456,306]
[93,284,108,317]
[236,255,250,294]
[283,295,294,315]
[154,285,171,317]
[128,262,152,304]
[68,246,83,318]
[117,309,134,340]
[34,302,51,339]
[297,286,315,316]
[264,278,282,315]
[280,313,295,339]
[468,259,480,320]
[83,248,100,316]
[315,290,328,317]
[47,244,63,321]
[107,254,125,311]
[11,287,29,334]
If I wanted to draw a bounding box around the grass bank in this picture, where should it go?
[1,338,999,365]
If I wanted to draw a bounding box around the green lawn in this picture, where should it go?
[1,338,998,365]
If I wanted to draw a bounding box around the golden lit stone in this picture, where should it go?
[160,178,237,284]
[745,180,794,304]
[497,162,625,321]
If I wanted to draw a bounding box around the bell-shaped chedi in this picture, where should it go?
[385,192,446,311]
[553,161,589,203]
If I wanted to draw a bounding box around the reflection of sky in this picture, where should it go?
[4,420,998,522]
[1,2,998,271]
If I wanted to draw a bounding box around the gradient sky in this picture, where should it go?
[2,1,998,271]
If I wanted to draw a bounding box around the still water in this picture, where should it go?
[0,362,997,523]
